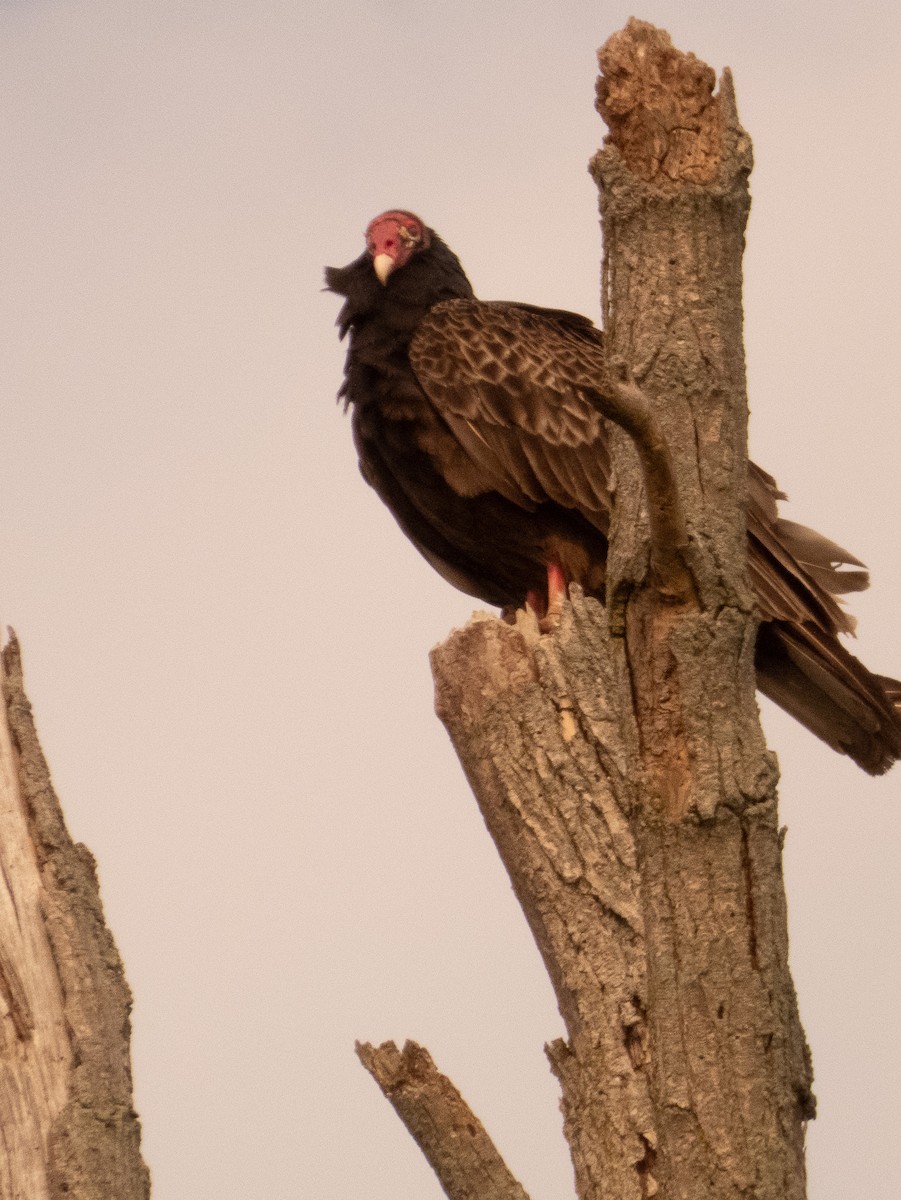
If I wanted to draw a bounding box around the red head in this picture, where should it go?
[365,211,430,284]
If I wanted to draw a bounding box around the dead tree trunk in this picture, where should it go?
[360,20,813,1200]
[0,635,150,1200]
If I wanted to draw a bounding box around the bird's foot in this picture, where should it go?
[540,563,567,631]
[522,564,567,633]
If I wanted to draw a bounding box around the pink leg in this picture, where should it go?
[542,562,568,630]
[516,566,567,630]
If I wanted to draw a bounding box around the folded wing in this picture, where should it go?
[410,299,901,772]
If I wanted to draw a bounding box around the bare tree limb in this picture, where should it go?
[431,602,652,1200]
[595,367,693,601]
[429,20,811,1200]
[360,19,812,1200]
[356,1039,532,1200]
[0,633,149,1200]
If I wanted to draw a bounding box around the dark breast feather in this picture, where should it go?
[342,290,611,604]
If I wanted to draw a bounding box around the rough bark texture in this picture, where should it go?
[363,20,813,1200]
[578,23,813,1195]
[0,634,150,1200]
[433,601,812,1200]
[357,1040,532,1200]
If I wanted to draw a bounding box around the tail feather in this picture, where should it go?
[777,518,870,595]
[756,623,901,775]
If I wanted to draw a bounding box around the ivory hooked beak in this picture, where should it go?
[373,253,394,285]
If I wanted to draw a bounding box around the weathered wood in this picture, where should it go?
[361,20,813,1200]
[432,603,652,1199]
[357,1039,531,1200]
[0,634,149,1200]
[590,29,811,1193]
[431,21,812,1200]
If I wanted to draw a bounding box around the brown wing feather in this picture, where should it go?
[331,230,900,771]
[410,300,900,771]
[411,303,872,620]
[410,299,613,530]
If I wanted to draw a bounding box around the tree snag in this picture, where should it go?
[0,634,149,1200]
[363,20,813,1200]
[357,1039,532,1200]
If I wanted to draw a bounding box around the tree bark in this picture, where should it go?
[363,20,813,1200]
[0,634,149,1200]
[357,1040,532,1200]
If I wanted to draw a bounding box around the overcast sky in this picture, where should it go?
[2,2,899,1197]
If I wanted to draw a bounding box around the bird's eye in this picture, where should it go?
[398,225,420,245]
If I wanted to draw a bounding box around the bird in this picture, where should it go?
[326,209,901,774]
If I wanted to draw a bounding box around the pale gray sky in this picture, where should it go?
[2,2,899,1197]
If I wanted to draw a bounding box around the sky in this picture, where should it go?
[1,2,899,1197]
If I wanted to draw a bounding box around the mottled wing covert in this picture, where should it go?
[409,299,614,532]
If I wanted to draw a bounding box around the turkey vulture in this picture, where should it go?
[326,209,901,774]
